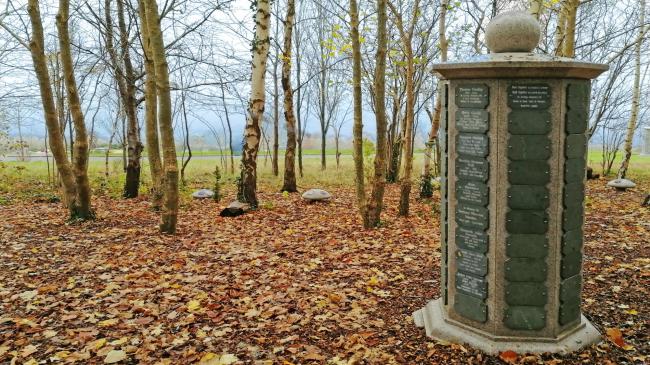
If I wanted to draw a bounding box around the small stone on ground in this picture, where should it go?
[220,200,250,217]
[607,179,636,191]
[302,189,332,202]
[192,189,215,199]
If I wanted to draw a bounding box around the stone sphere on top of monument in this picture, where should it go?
[485,10,541,54]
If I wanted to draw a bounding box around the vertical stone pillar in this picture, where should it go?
[414,11,608,354]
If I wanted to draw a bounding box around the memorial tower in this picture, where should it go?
[414,11,608,353]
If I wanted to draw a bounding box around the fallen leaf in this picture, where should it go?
[187,300,201,312]
[104,349,127,363]
[218,354,239,364]
[19,290,38,301]
[499,350,518,364]
[21,344,38,357]
[90,338,107,350]
[198,353,239,365]
[98,318,119,327]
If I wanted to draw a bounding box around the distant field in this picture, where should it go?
[587,150,650,178]
[1,149,648,204]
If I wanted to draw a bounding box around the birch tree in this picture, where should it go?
[529,0,544,19]
[350,0,367,226]
[56,0,94,219]
[367,0,389,226]
[143,0,179,233]
[25,0,94,220]
[281,0,298,192]
[388,0,420,216]
[618,0,646,179]
[421,0,447,198]
[138,0,163,209]
[241,0,272,208]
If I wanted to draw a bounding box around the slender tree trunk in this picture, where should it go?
[318,18,328,172]
[335,133,341,169]
[295,24,304,178]
[350,0,368,227]
[56,0,93,219]
[619,0,646,179]
[529,0,544,19]
[180,87,192,186]
[554,1,569,56]
[272,59,280,175]
[563,0,579,57]
[16,112,25,161]
[52,55,67,172]
[138,0,163,209]
[281,0,297,193]
[116,0,143,198]
[321,133,327,170]
[144,0,178,233]
[365,0,389,227]
[387,74,401,183]
[219,83,235,175]
[240,0,271,208]
[105,117,117,186]
[422,0,447,197]
[45,130,51,185]
[394,0,420,216]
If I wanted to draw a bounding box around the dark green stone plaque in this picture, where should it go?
[456,84,489,109]
[455,292,487,323]
[506,210,548,234]
[506,283,547,306]
[457,180,489,206]
[508,111,551,135]
[560,275,581,304]
[442,84,448,107]
[508,161,550,185]
[505,258,547,282]
[457,109,489,133]
[561,252,582,279]
[563,182,585,207]
[457,133,489,157]
[508,185,550,210]
[565,134,587,159]
[508,84,551,110]
[456,227,488,254]
[565,109,588,134]
[457,156,489,181]
[567,82,589,113]
[456,203,489,230]
[456,272,487,299]
[442,268,448,304]
[564,158,587,183]
[559,303,580,325]
[508,135,551,161]
[441,114,448,146]
[563,205,584,231]
[562,230,583,255]
[559,274,582,325]
[456,249,488,276]
[506,234,548,258]
[504,307,546,330]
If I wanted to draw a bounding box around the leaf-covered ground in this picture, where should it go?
[0,181,648,364]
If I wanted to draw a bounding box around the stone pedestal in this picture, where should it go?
[414,11,608,354]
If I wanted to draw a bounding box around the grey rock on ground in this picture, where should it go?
[220,200,251,217]
[607,178,636,191]
[302,189,332,202]
[192,189,215,199]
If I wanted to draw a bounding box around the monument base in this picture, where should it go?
[413,299,601,354]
